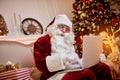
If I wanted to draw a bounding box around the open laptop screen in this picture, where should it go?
[82,36,102,69]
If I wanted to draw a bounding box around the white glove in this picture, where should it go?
[60,53,77,65]
[99,53,106,62]
[60,53,82,70]
[64,61,81,70]
[60,53,67,64]
[66,53,79,65]
[65,53,82,69]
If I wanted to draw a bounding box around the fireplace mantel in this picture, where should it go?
[0,35,42,45]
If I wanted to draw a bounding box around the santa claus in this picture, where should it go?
[34,14,112,80]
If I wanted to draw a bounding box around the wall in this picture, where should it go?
[0,40,35,67]
[0,0,74,36]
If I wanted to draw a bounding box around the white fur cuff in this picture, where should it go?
[46,54,65,72]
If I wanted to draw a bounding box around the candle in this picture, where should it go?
[19,14,22,24]
[14,13,17,26]
[18,14,23,32]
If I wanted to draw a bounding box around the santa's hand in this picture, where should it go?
[66,54,78,64]
[60,53,67,64]
[60,53,82,69]
[64,61,81,70]
[60,53,78,64]
[64,61,73,69]
[66,54,79,64]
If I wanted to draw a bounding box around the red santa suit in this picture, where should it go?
[33,14,112,80]
[34,34,96,80]
[34,34,113,80]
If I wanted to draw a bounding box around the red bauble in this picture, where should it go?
[104,20,109,25]
[81,0,85,2]
[112,16,119,26]
[97,3,103,11]
[73,3,78,10]
[75,36,82,45]
[86,0,91,4]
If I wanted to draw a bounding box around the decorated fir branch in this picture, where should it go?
[0,14,8,36]
[72,0,120,78]
[72,0,120,55]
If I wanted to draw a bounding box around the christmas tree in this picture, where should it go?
[72,0,120,56]
[72,0,120,78]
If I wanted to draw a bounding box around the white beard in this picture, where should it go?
[48,26,82,69]
[50,26,76,55]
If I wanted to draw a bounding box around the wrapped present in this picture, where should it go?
[0,67,31,80]
[0,61,20,73]
[0,65,7,73]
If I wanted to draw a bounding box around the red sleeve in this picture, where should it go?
[34,35,63,80]
[33,35,55,79]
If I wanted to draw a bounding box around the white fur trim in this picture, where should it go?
[47,73,66,80]
[46,54,65,72]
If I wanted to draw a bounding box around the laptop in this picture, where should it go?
[57,36,102,74]
[82,36,102,69]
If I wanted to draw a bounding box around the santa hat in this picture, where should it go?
[46,14,72,31]
[52,14,72,28]
[46,14,72,36]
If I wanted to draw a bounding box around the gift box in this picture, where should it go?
[0,67,31,80]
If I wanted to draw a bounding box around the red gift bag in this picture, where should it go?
[0,67,31,80]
